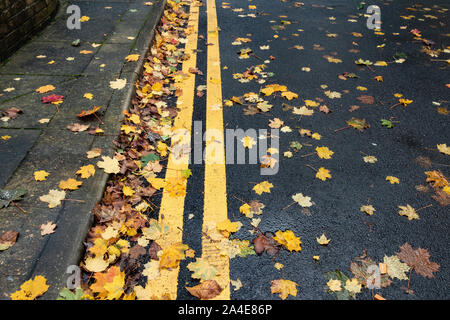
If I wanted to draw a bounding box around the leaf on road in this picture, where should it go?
[270,279,298,300]
[396,243,440,278]
[186,280,222,300]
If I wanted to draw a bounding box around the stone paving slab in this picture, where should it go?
[0,129,42,187]
[0,0,167,299]
[0,76,78,128]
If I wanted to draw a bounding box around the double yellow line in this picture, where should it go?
[151,0,229,299]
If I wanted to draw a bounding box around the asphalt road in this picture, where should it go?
[168,0,450,300]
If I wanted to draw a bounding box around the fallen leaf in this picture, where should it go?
[186,280,222,300]
[270,279,298,300]
[39,189,66,208]
[10,275,49,300]
[40,221,56,236]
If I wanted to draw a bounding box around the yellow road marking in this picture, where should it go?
[202,0,230,300]
[148,1,200,299]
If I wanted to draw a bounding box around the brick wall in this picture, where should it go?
[0,0,58,62]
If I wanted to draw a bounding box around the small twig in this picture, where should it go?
[93,113,104,124]
[416,204,432,212]
[11,202,27,213]
[281,201,295,211]
[390,102,401,109]
[304,164,317,172]
[406,269,413,294]
[300,152,315,158]
[334,125,351,133]
[232,194,246,203]
[61,199,85,203]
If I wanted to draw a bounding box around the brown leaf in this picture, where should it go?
[186,280,223,300]
[2,107,22,119]
[414,156,432,168]
[148,241,162,260]
[396,243,440,278]
[431,189,450,206]
[129,245,146,260]
[67,123,90,132]
[319,105,331,114]
[357,95,375,104]
[349,105,360,112]
[252,231,282,256]
[0,230,19,250]
[243,106,260,116]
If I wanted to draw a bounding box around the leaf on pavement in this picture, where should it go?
[39,189,66,208]
[0,188,27,208]
[58,178,82,190]
[0,230,19,251]
[40,221,56,236]
[10,275,49,300]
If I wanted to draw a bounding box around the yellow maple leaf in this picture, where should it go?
[129,114,140,124]
[35,85,55,93]
[316,167,331,181]
[253,181,273,195]
[39,189,66,208]
[437,143,450,155]
[125,54,140,62]
[304,100,320,107]
[241,136,256,149]
[239,203,252,218]
[344,278,362,293]
[109,78,127,90]
[121,124,138,134]
[311,133,321,140]
[79,16,90,22]
[122,185,135,197]
[374,61,388,66]
[315,146,334,159]
[273,230,302,251]
[10,275,49,300]
[386,176,400,184]
[159,243,189,270]
[103,271,125,300]
[327,279,342,292]
[84,255,109,273]
[58,178,82,190]
[398,204,419,220]
[83,93,93,100]
[281,91,298,100]
[316,233,331,245]
[146,177,166,190]
[360,204,376,215]
[76,165,95,179]
[34,170,49,181]
[270,279,298,300]
[216,219,241,237]
[97,156,120,174]
[157,141,168,157]
[363,155,377,163]
[151,82,163,92]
